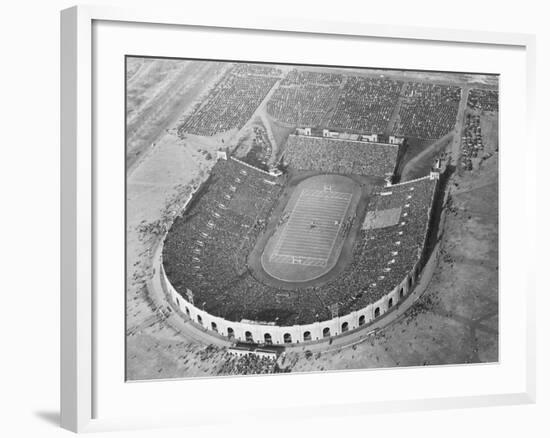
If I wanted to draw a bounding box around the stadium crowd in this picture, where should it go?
[283,135,398,176]
[328,76,402,134]
[393,83,461,139]
[460,113,484,171]
[266,85,341,127]
[217,352,287,375]
[179,68,277,136]
[232,63,282,77]
[163,158,282,313]
[317,177,436,315]
[241,126,273,170]
[467,88,499,112]
[280,69,343,86]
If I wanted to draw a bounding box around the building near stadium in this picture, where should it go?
[158,134,441,346]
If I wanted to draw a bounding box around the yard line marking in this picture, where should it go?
[270,188,353,266]
[271,189,306,256]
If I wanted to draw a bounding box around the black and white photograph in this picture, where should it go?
[3,0,549,435]
[125,59,499,380]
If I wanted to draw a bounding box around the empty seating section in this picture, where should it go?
[393,83,461,139]
[179,68,278,136]
[328,76,402,134]
[283,135,398,177]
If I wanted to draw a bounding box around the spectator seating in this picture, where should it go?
[328,76,402,134]
[283,135,398,177]
[393,83,461,139]
[467,88,498,112]
[232,63,282,77]
[460,113,485,171]
[266,85,341,127]
[280,69,343,86]
[241,126,273,171]
[179,68,277,136]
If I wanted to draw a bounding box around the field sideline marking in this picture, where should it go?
[271,188,352,265]
[271,188,307,256]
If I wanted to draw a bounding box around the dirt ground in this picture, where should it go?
[126,58,229,173]
[125,61,499,380]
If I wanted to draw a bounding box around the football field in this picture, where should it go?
[269,188,352,267]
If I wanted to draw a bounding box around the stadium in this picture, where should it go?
[158,68,444,346]
[126,59,499,378]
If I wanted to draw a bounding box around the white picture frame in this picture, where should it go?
[60,4,536,433]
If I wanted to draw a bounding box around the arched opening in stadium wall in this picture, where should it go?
[227,327,234,339]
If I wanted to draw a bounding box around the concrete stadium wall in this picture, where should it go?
[160,258,420,346]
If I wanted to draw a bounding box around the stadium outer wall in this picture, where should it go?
[155,172,440,346]
[159,258,421,345]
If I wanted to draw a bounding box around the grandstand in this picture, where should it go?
[328,76,402,134]
[467,88,499,112]
[179,67,278,136]
[266,85,341,127]
[282,135,399,177]
[392,83,461,139]
[280,69,343,86]
[267,71,404,138]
